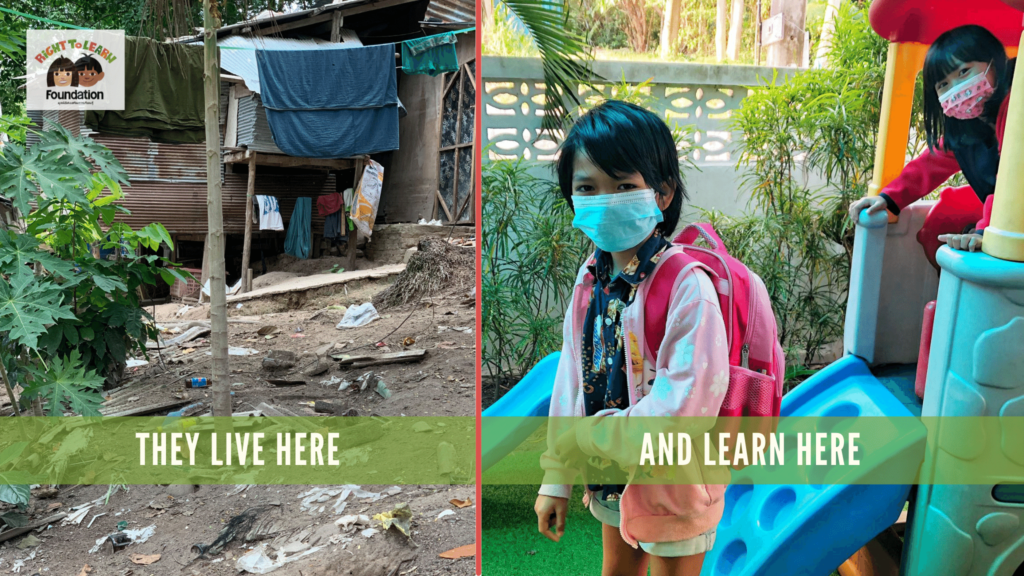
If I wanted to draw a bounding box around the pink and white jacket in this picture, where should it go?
[539,250,730,547]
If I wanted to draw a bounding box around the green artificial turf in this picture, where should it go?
[482,485,845,576]
[483,485,604,575]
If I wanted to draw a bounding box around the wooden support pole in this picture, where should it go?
[346,158,364,272]
[240,153,255,294]
[203,0,231,418]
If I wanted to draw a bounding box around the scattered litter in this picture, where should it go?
[262,350,297,371]
[291,333,305,339]
[436,510,455,521]
[227,278,244,296]
[412,422,433,433]
[125,359,149,368]
[299,487,345,514]
[266,379,306,387]
[191,506,276,558]
[402,336,416,346]
[235,542,323,574]
[375,379,392,399]
[387,486,403,496]
[176,305,192,317]
[236,303,244,309]
[439,544,475,559]
[336,303,380,329]
[337,380,353,391]
[15,535,40,549]
[204,347,259,356]
[88,525,156,554]
[450,498,472,508]
[77,565,92,576]
[129,553,160,565]
[360,528,379,538]
[87,513,106,528]
[438,326,473,335]
[374,503,412,536]
[187,378,207,389]
[436,341,459,349]
[334,515,371,530]
[10,551,34,573]
[319,375,342,387]
[257,326,280,336]
[228,485,254,496]
[417,218,442,226]
[62,506,93,526]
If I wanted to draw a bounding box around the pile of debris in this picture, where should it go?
[372,238,473,310]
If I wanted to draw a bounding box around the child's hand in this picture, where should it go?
[534,495,568,542]
[938,233,983,252]
[848,196,888,222]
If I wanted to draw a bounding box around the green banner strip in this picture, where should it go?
[0,417,475,485]
[481,416,1024,485]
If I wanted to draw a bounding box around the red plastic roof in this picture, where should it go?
[869,0,1024,46]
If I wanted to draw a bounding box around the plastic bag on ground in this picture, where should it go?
[336,303,379,329]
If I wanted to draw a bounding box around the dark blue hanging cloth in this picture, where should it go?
[256,44,400,159]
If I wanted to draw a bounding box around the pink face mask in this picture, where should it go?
[939,64,995,120]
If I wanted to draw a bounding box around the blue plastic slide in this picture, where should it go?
[482,352,560,471]
[482,352,927,576]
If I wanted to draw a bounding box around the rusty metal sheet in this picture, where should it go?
[426,0,474,24]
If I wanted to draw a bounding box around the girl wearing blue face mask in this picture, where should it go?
[534,100,730,576]
[849,25,1015,267]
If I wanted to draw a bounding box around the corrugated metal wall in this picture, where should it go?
[237,93,286,155]
[30,81,339,237]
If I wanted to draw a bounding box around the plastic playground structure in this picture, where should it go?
[482,1,1024,574]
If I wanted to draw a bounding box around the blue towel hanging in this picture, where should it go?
[284,197,312,259]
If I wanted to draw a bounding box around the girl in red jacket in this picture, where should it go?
[849,25,1014,266]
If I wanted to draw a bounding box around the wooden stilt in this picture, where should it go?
[240,153,256,293]
[346,158,365,272]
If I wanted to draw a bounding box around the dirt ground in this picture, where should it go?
[0,254,477,575]
[1,483,474,576]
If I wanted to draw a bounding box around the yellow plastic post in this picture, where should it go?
[982,31,1024,262]
[869,42,930,204]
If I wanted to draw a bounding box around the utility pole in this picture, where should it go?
[203,0,231,417]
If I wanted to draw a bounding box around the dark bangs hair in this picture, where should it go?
[555,100,687,235]
[46,57,78,87]
[923,25,1010,151]
[75,55,103,73]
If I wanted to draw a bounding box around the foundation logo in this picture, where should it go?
[26,30,124,110]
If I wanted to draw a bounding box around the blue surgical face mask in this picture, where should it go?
[571,189,665,253]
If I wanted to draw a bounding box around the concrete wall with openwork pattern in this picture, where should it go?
[482,57,803,217]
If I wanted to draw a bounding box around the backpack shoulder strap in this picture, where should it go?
[643,247,707,361]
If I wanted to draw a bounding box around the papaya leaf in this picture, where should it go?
[0,484,30,508]
[23,350,106,416]
[0,271,77,350]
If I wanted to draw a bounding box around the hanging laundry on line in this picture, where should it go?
[401,32,459,77]
[254,195,285,231]
[256,44,399,159]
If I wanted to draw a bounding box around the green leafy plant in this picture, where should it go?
[0,117,192,417]
[712,1,889,370]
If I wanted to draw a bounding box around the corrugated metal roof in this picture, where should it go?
[425,0,475,24]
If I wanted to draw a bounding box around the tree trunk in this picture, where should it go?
[482,0,494,35]
[726,0,744,61]
[659,0,682,59]
[716,0,728,61]
[203,0,231,418]
[622,0,650,53]
[766,0,808,68]
[813,0,842,68]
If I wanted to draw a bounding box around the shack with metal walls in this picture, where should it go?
[26,0,476,289]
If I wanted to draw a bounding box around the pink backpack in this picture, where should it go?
[645,223,785,469]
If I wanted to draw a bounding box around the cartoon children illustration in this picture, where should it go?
[46,57,77,88]
[74,55,105,88]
